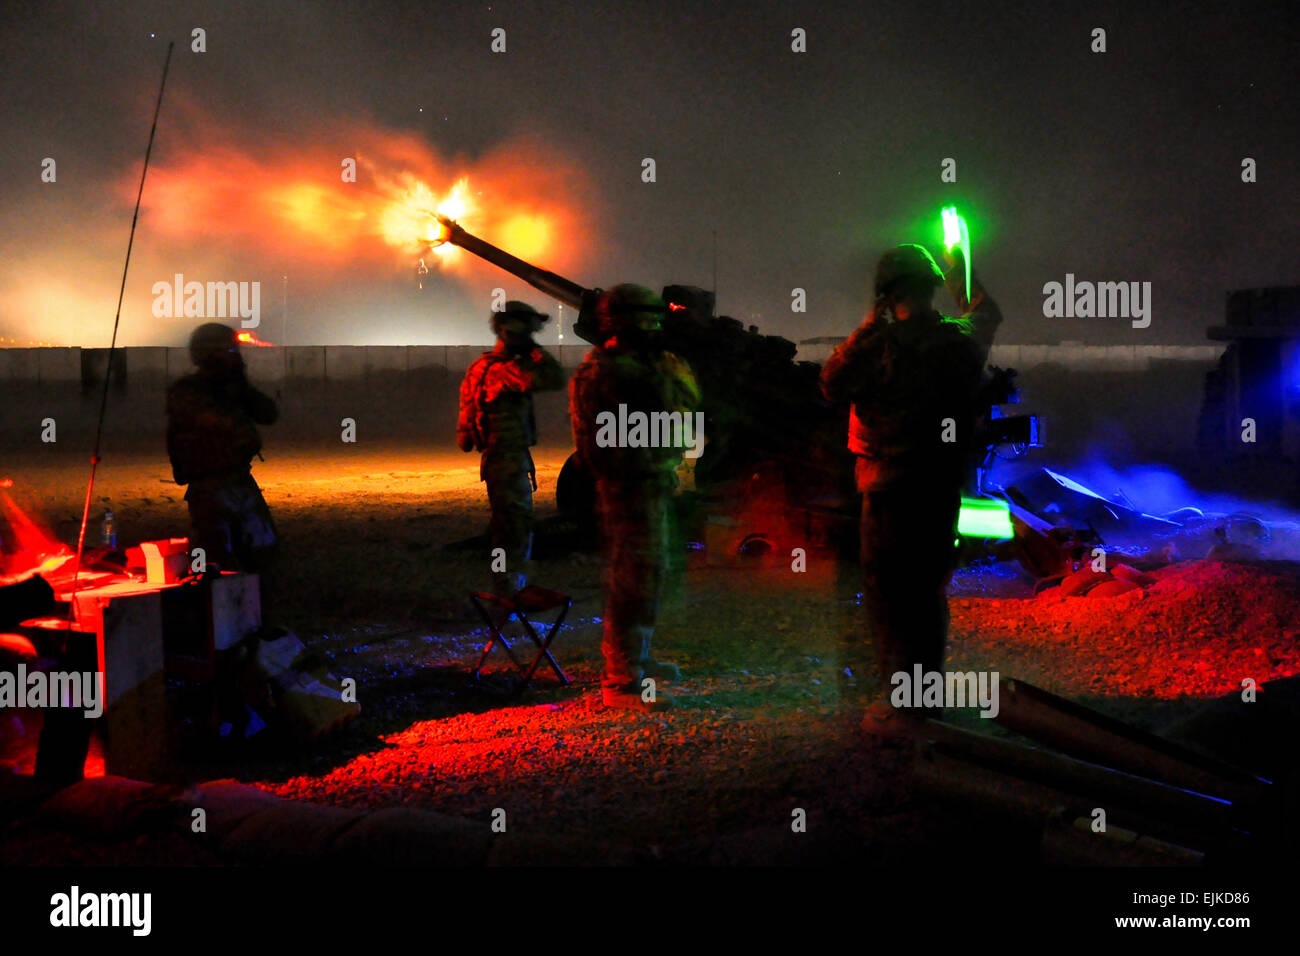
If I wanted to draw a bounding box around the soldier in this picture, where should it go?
[820,245,1001,734]
[457,301,565,595]
[570,284,701,711]
[167,323,279,579]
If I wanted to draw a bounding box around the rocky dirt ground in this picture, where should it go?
[4,428,1300,862]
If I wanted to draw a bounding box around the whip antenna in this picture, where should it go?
[67,40,174,621]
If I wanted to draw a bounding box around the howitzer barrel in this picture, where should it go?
[436,216,590,311]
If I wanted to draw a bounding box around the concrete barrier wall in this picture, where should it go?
[130,347,170,384]
[0,342,1227,389]
[407,346,443,370]
[242,346,284,383]
[283,346,324,380]
[446,346,483,372]
[797,342,1224,370]
[0,344,1231,460]
[39,348,81,383]
[0,349,40,382]
[557,345,591,368]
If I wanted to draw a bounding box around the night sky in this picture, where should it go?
[2,0,1297,347]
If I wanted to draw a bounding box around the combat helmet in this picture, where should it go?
[874,244,945,299]
[491,300,548,338]
[592,284,667,341]
[189,322,239,369]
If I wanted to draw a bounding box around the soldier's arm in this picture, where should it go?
[656,351,700,413]
[571,357,660,479]
[569,363,600,472]
[614,356,681,476]
[241,382,279,426]
[819,305,888,403]
[524,346,566,392]
[944,257,1002,362]
[164,385,185,478]
[456,362,482,452]
[167,379,235,434]
[491,346,566,394]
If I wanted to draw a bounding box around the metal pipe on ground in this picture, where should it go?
[914,747,1206,866]
[914,744,1077,822]
[919,720,1240,831]
[1040,808,1204,867]
[917,720,1255,859]
[994,678,1272,809]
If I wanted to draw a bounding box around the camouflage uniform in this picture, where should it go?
[458,334,564,594]
[166,329,279,576]
[570,290,700,699]
[821,252,1001,695]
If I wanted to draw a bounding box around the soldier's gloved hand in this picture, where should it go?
[852,297,890,339]
[866,296,890,326]
[942,246,964,271]
[505,334,536,356]
[222,373,248,401]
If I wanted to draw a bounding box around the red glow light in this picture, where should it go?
[0,486,73,582]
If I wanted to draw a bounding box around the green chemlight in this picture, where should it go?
[958,496,1013,538]
[940,205,972,303]
[941,206,961,248]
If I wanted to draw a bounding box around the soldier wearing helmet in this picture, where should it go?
[570,284,701,711]
[820,244,1002,735]
[457,301,565,596]
[166,322,280,578]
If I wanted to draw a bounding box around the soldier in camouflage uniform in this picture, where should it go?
[820,245,1001,734]
[570,284,701,711]
[166,323,279,578]
[458,301,565,596]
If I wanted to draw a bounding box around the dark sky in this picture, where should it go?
[2,0,1297,347]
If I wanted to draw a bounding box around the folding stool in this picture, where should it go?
[469,585,573,691]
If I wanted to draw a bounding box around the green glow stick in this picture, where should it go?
[941,206,972,303]
[957,496,1013,539]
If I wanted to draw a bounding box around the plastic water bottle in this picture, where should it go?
[101,510,117,549]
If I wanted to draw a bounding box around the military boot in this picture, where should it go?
[859,698,924,740]
[637,634,680,681]
[601,681,674,712]
[641,659,681,681]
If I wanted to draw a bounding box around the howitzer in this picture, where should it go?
[427,215,850,548]
[430,216,727,347]
[430,216,1066,572]
[431,214,605,343]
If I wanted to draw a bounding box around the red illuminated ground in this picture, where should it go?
[3,438,1299,857]
[950,561,1300,699]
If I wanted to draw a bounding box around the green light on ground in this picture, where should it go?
[958,496,1013,538]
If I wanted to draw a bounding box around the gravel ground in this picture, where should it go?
[4,436,1299,858]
